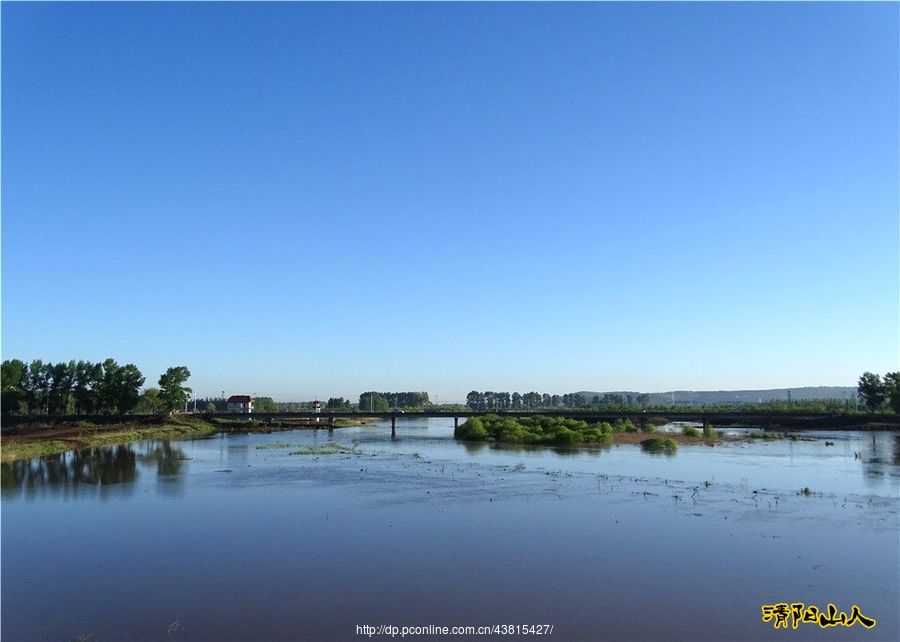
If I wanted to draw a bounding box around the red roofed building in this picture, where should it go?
[227,395,254,414]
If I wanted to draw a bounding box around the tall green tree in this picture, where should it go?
[1,359,26,414]
[23,360,49,414]
[97,359,121,413]
[254,396,278,412]
[47,360,76,415]
[466,390,485,411]
[134,387,167,414]
[359,392,389,412]
[883,372,900,413]
[326,397,351,410]
[117,364,145,413]
[72,361,102,415]
[158,366,192,412]
[857,372,886,412]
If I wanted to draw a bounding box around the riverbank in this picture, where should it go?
[0,414,384,463]
[0,415,219,463]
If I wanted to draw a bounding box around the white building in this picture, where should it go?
[227,395,254,414]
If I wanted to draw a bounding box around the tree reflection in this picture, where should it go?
[859,432,900,481]
[1,440,187,494]
[137,440,185,476]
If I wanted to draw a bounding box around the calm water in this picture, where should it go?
[2,419,898,641]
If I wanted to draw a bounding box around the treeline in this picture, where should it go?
[191,396,278,413]
[326,397,352,410]
[857,372,900,412]
[359,391,430,412]
[1,359,191,416]
[465,390,652,411]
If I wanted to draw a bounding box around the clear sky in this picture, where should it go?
[2,2,898,402]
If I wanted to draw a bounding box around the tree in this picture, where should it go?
[72,361,102,414]
[254,396,278,412]
[857,372,886,412]
[158,366,192,412]
[466,390,485,411]
[24,360,49,414]
[47,361,76,415]
[884,372,900,413]
[1,359,26,414]
[97,359,121,413]
[326,397,351,410]
[134,388,167,414]
[117,364,145,414]
[359,392,389,412]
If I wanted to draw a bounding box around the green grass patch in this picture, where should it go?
[289,443,358,456]
[255,441,297,450]
[1,440,74,462]
[332,417,376,427]
[702,424,717,439]
[749,431,784,441]
[1,416,218,464]
[455,414,613,446]
[682,426,701,437]
[640,438,678,453]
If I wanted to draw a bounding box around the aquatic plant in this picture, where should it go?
[682,426,701,437]
[255,441,296,449]
[640,438,678,453]
[749,432,784,441]
[288,444,356,456]
[702,424,717,439]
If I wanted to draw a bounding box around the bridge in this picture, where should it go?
[195,409,900,438]
[3,410,896,440]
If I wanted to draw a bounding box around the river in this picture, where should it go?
[2,419,898,641]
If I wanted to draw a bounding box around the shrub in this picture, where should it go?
[682,426,701,437]
[454,415,611,446]
[640,438,678,453]
[702,424,716,439]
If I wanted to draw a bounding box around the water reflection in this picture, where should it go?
[860,432,900,481]
[1,440,186,495]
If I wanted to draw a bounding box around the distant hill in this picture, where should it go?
[575,386,857,406]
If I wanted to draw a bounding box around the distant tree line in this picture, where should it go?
[1,359,191,415]
[358,391,430,412]
[465,390,652,411]
[326,397,352,410]
[189,396,278,413]
[857,372,900,413]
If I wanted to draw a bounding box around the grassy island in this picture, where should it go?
[454,414,627,445]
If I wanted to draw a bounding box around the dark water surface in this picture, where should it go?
[2,420,898,641]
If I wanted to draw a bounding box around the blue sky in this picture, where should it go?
[2,2,898,402]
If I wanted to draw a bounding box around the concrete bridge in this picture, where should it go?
[3,410,897,439]
[204,409,900,438]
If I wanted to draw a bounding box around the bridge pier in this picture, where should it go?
[391,415,397,439]
[454,417,458,431]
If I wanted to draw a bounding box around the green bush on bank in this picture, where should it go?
[640,438,678,453]
[454,414,613,446]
